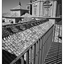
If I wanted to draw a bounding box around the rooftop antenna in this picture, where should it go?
[19,0,21,9]
[30,0,32,3]
[19,0,21,6]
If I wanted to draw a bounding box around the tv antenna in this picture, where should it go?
[19,0,21,6]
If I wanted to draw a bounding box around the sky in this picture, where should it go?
[2,0,30,13]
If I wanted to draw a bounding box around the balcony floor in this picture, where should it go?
[44,42,62,64]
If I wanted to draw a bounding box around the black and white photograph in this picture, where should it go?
[2,0,62,64]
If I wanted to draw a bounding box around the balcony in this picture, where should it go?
[2,18,62,64]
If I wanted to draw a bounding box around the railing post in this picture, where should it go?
[41,36,44,64]
[39,37,43,64]
[30,47,32,64]
[21,55,24,64]
[38,39,40,64]
[53,24,56,42]
[26,50,29,64]
[35,40,39,64]
[33,43,36,64]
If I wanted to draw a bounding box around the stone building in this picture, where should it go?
[2,3,29,24]
[28,0,60,17]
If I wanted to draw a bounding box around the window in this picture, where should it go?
[9,20,12,22]
[11,21,13,24]
[2,19,5,23]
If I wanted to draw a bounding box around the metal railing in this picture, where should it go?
[54,21,62,64]
[10,24,54,64]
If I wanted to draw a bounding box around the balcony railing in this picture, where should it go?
[10,23,54,64]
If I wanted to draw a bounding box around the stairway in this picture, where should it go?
[44,42,62,64]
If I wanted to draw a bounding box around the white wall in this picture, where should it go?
[5,18,15,24]
[11,11,20,16]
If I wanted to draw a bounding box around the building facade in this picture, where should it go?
[32,0,57,17]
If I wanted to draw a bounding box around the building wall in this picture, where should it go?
[15,18,21,23]
[20,10,29,16]
[32,0,47,17]
[5,18,15,24]
[11,11,20,16]
[11,10,29,16]
[32,0,57,17]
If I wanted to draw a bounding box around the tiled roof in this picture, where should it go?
[2,21,54,56]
